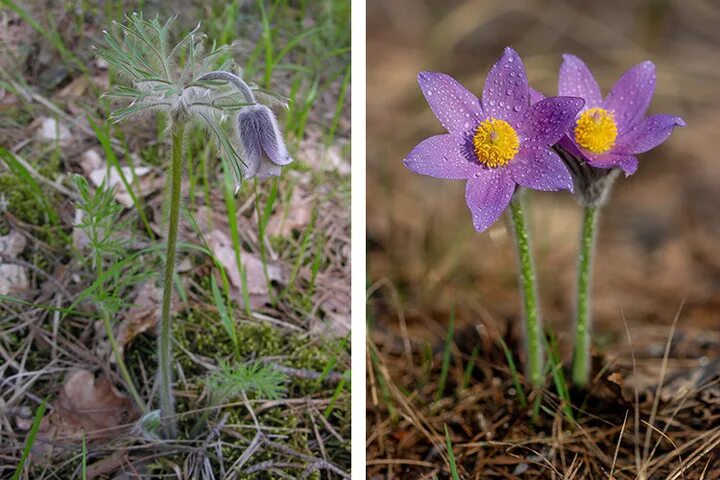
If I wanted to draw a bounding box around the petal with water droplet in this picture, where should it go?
[417,72,483,135]
[510,147,573,192]
[482,47,529,123]
[404,134,477,179]
[604,61,656,129]
[465,168,515,232]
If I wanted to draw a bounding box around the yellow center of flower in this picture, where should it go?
[472,118,520,168]
[573,107,618,153]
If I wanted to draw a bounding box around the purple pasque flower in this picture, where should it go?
[237,104,293,180]
[551,54,685,176]
[404,47,584,232]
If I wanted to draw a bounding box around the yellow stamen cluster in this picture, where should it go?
[472,118,520,168]
[573,107,618,153]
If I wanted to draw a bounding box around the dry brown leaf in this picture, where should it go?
[311,273,351,338]
[0,230,28,296]
[115,281,180,354]
[93,281,181,362]
[267,188,313,237]
[206,229,285,308]
[30,370,139,457]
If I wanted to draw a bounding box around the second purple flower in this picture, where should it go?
[404,47,585,232]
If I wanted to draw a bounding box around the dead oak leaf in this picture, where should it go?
[266,188,314,237]
[310,272,350,338]
[115,281,164,353]
[31,370,139,457]
[206,229,285,308]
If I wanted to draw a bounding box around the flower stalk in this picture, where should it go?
[572,205,599,387]
[158,121,185,438]
[508,191,543,388]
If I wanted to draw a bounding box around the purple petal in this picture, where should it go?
[510,147,574,192]
[559,54,602,108]
[529,87,546,105]
[558,135,638,175]
[260,108,293,166]
[465,169,516,232]
[586,152,639,176]
[482,47,529,123]
[404,134,477,179]
[418,72,483,134]
[616,114,686,154]
[518,96,585,147]
[237,126,263,178]
[604,61,656,129]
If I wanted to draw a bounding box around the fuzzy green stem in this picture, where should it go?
[508,192,543,388]
[101,311,147,413]
[158,121,185,438]
[572,205,600,387]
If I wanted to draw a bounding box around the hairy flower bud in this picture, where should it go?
[237,104,293,179]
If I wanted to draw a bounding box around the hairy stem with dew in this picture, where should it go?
[158,121,185,438]
[572,205,599,387]
[508,191,543,388]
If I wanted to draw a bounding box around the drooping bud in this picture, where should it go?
[236,104,293,179]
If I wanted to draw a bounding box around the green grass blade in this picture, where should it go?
[323,370,348,419]
[326,65,350,145]
[435,308,455,401]
[220,159,252,316]
[459,345,480,391]
[211,274,238,355]
[12,399,48,480]
[444,424,461,480]
[546,332,574,421]
[81,432,87,480]
[497,335,527,407]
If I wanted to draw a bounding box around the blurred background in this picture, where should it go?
[367,0,720,476]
